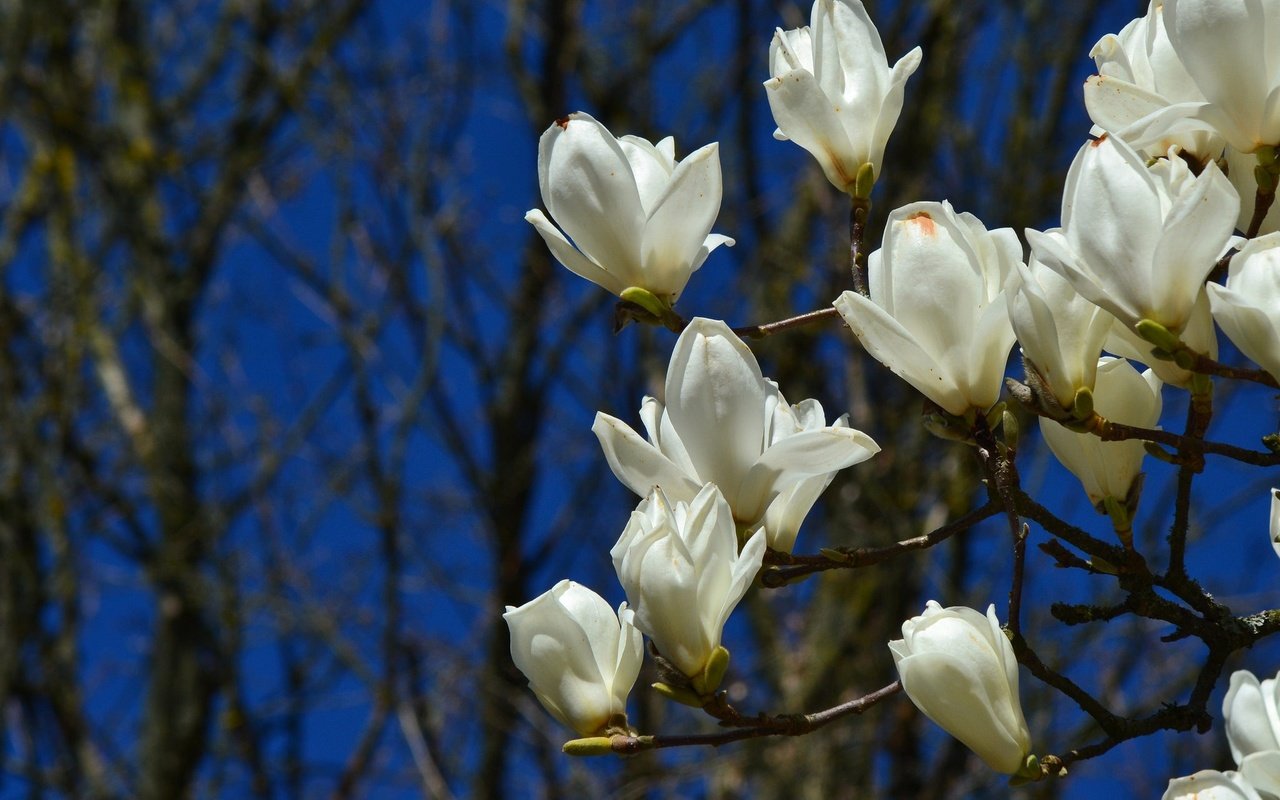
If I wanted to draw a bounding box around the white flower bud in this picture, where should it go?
[611,485,764,680]
[503,580,643,737]
[1040,357,1163,507]
[1207,233,1280,381]
[525,112,733,303]
[835,201,1020,415]
[889,601,1033,775]
[763,0,921,191]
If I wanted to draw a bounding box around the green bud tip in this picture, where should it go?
[1070,386,1094,420]
[1133,319,1181,352]
[562,737,615,757]
[853,162,876,200]
[697,646,731,696]
[618,286,673,321]
[1009,754,1043,785]
[651,681,706,709]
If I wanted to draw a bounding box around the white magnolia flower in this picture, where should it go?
[1007,245,1112,413]
[1027,134,1238,338]
[835,201,1020,415]
[593,317,879,549]
[1225,669,1280,765]
[1083,1,1223,160]
[1271,489,1280,560]
[503,580,643,737]
[525,112,733,303]
[889,601,1033,776]
[764,0,922,191]
[1163,771,1264,800]
[1165,0,1280,153]
[1040,358,1163,508]
[1207,233,1280,380]
[611,484,765,679]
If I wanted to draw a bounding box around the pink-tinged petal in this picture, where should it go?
[539,113,646,283]
[764,68,861,191]
[663,319,769,510]
[642,142,725,298]
[525,209,626,296]
[836,290,966,414]
[592,412,702,504]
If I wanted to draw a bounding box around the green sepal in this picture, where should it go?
[1257,163,1279,193]
[562,737,616,757]
[819,547,851,563]
[695,645,730,695]
[652,681,705,708]
[923,412,974,443]
[984,401,1007,432]
[1189,372,1213,399]
[1070,386,1094,421]
[1134,319,1181,352]
[1143,441,1180,463]
[619,286,673,321]
[1257,145,1278,168]
[1008,754,1044,786]
[1001,409,1020,451]
[1103,495,1133,548]
[853,161,876,200]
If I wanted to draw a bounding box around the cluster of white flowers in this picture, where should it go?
[503,0,1280,783]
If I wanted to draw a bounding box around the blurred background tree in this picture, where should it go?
[5,0,1269,797]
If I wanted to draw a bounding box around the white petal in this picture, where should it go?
[592,412,702,504]
[641,142,725,298]
[539,113,646,284]
[525,209,626,296]
[736,427,880,525]
[764,68,861,191]
[663,319,770,510]
[836,290,967,414]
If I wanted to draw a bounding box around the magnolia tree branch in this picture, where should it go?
[760,501,1001,586]
[609,681,903,751]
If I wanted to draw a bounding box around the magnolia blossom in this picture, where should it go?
[1083,0,1222,160]
[889,602,1034,776]
[1164,0,1280,153]
[1271,489,1280,561]
[1207,233,1280,380]
[611,485,765,679]
[525,112,733,303]
[504,580,643,737]
[1040,358,1163,508]
[1027,134,1237,339]
[1225,670,1280,765]
[835,201,1019,415]
[1163,771,1264,800]
[593,317,879,550]
[1007,246,1112,414]
[764,0,922,191]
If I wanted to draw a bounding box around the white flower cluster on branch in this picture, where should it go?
[503,0,1280,787]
